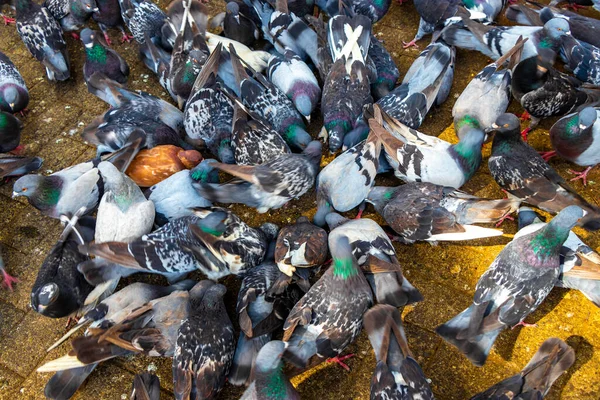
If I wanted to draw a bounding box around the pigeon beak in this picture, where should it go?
[9,102,14,110]
[484,124,499,134]
[12,191,19,198]
[85,42,93,48]
[93,7,99,12]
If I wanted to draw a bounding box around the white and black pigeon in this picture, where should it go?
[453,37,526,140]
[471,338,575,399]
[314,123,381,227]
[364,305,434,400]
[366,182,518,243]
[549,107,600,186]
[436,205,583,367]
[369,105,485,189]
[0,51,29,114]
[283,236,373,371]
[561,34,600,86]
[517,206,600,308]
[326,212,423,308]
[377,40,454,129]
[15,0,70,81]
[44,0,97,35]
[118,0,165,43]
[194,141,322,213]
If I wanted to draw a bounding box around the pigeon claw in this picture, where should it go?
[511,320,538,330]
[9,145,25,156]
[71,32,80,40]
[519,111,530,122]
[1,15,15,25]
[1,270,19,291]
[495,214,514,228]
[520,127,532,142]
[120,33,134,43]
[327,354,354,371]
[569,166,594,186]
[402,39,419,49]
[103,33,112,46]
[538,150,556,162]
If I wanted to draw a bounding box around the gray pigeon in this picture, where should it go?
[0,155,42,179]
[195,141,322,213]
[80,28,129,85]
[118,0,165,43]
[44,0,97,34]
[0,51,29,114]
[13,160,102,219]
[436,205,583,366]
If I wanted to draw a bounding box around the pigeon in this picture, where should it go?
[267,49,321,120]
[130,373,160,400]
[31,212,96,319]
[93,0,132,44]
[462,0,507,23]
[148,159,219,225]
[283,235,373,370]
[205,32,271,75]
[326,213,423,308]
[228,46,312,151]
[487,113,600,230]
[231,261,303,386]
[364,305,434,400]
[314,125,381,226]
[274,216,328,277]
[453,37,526,140]
[43,280,196,399]
[124,145,202,187]
[549,107,600,186]
[12,160,102,219]
[441,16,570,62]
[471,338,575,399]
[239,341,300,400]
[15,0,70,81]
[215,1,260,47]
[119,0,166,43]
[229,101,291,166]
[0,51,29,114]
[79,208,277,281]
[0,111,22,153]
[160,0,208,51]
[43,0,97,35]
[370,105,485,189]
[517,206,600,308]
[377,40,453,129]
[183,44,235,164]
[0,155,42,178]
[321,14,373,153]
[436,205,583,366]
[80,29,129,85]
[366,182,518,242]
[173,282,235,400]
[83,78,185,155]
[0,248,18,291]
[512,47,600,138]
[560,35,600,86]
[195,141,322,213]
[369,35,400,100]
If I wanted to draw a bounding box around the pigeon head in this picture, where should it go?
[325,212,348,230]
[31,282,80,318]
[517,207,543,230]
[259,222,279,242]
[302,140,323,166]
[188,280,216,302]
[536,47,557,74]
[255,340,287,373]
[190,159,220,184]
[217,138,235,164]
[80,28,96,47]
[342,122,369,151]
[197,283,227,310]
[13,174,58,202]
[577,107,597,132]
[548,205,584,231]
[543,18,571,41]
[98,161,124,191]
[327,124,347,153]
[188,50,206,67]
[293,94,314,120]
[486,113,521,140]
[78,0,99,13]
[284,124,312,151]
[1,85,22,111]
[366,186,398,214]
[226,1,240,21]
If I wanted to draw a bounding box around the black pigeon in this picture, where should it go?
[283,236,373,370]
[93,0,132,44]
[364,305,434,400]
[404,0,471,49]
[0,111,22,153]
[183,43,235,164]
[130,373,160,400]
[512,47,600,138]
[216,1,260,47]
[79,208,277,281]
[119,0,165,43]
[173,282,235,400]
[366,182,518,242]
[487,113,600,230]
[195,141,322,213]
[230,261,303,386]
[80,29,129,85]
[43,0,97,34]
[274,216,328,278]
[31,212,96,319]
[0,155,42,178]
[321,14,373,153]
[471,338,575,399]
[436,205,583,366]
[15,0,70,81]
[0,51,29,114]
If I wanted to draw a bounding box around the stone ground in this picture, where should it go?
[1,0,600,399]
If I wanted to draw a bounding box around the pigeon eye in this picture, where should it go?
[503,124,509,128]
[22,188,27,192]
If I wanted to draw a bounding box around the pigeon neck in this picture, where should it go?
[332,257,359,279]
[529,224,568,261]
[256,363,287,400]
[451,132,483,178]
[35,177,62,209]
[85,42,107,63]
[15,0,34,14]
[182,61,197,84]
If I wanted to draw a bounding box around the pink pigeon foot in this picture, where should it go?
[2,15,15,25]
[512,320,538,330]
[1,269,19,291]
[71,32,80,40]
[120,32,133,43]
[520,111,531,121]
[495,214,515,228]
[9,145,25,155]
[18,108,29,118]
[327,354,354,371]
[521,127,532,142]
[402,39,419,49]
[539,150,556,162]
[102,32,112,45]
[569,166,595,186]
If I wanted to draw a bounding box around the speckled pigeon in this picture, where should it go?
[119,0,165,43]
[364,305,434,400]
[436,205,583,366]
[367,182,518,242]
[44,0,97,35]
[93,0,132,44]
[80,28,129,85]
[274,216,328,277]
[15,0,70,81]
[561,35,600,85]
[195,141,321,213]
[487,113,600,230]
[0,51,29,114]
[369,35,400,100]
